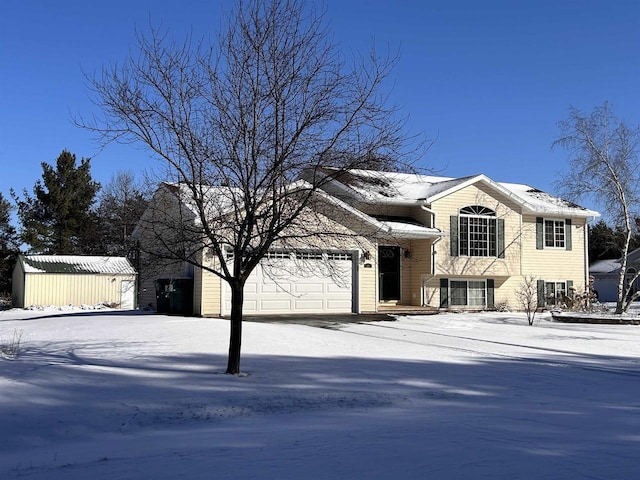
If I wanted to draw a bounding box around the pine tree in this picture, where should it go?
[0,192,19,293]
[589,220,621,261]
[12,150,101,254]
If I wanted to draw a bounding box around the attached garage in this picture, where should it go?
[12,255,137,309]
[222,251,356,315]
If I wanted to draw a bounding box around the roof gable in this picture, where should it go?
[315,169,600,218]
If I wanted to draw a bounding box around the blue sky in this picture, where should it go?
[1,0,638,215]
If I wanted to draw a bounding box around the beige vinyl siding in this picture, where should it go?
[359,245,377,312]
[422,276,441,307]
[395,239,434,306]
[21,273,136,308]
[199,269,221,316]
[521,214,588,290]
[195,252,221,316]
[423,210,589,308]
[406,239,433,306]
[423,183,523,308]
[430,183,522,278]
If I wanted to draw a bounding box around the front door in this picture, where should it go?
[379,246,400,301]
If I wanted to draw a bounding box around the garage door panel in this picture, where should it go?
[244,283,258,294]
[327,299,352,309]
[260,283,291,294]
[294,299,325,310]
[244,299,259,311]
[260,299,293,311]
[294,283,324,294]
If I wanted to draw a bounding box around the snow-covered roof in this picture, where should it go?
[20,255,136,275]
[589,258,622,274]
[590,248,640,275]
[318,169,600,218]
[162,182,240,221]
[154,180,446,241]
[377,220,442,239]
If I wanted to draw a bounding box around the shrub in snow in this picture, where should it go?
[0,329,23,359]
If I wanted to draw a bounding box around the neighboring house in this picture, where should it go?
[12,255,137,309]
[136,170,599,316]
[590,248,640,302]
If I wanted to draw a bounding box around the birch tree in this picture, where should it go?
[554,102,640,313]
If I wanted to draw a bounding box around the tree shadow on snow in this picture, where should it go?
[1,339,639,479]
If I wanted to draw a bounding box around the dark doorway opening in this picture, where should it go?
[379,246,400,301]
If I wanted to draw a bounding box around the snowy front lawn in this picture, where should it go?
[1,309,639,479]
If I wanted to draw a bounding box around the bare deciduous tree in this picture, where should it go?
[554,102,640,314]
[79,0,418,374]
[97,170,149,257]
[515,275,538,326]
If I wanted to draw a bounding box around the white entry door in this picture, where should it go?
[120,280,135,310]
[223,251,354,315]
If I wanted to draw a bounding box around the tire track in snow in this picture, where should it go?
[336,322,640,378]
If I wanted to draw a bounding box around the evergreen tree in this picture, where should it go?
[589,220,621,261]
[589,219,640,263]
[0,192,19,293]
[12,150,101,254]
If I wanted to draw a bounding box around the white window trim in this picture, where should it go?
[458,213,497,257]
[449,279,487,307]
[543,219,566,249]
[544,280,567,306]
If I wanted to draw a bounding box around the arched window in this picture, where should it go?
[459,206,498,257]
[460,205,496,216]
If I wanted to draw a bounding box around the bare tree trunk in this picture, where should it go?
[615,233,631,314]
[226,280,244,375]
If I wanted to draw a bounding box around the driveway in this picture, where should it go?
[243,313,395,328]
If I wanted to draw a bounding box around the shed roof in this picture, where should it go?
[20,255,136,275]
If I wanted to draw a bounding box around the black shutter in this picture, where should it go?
[450,216,458,257]
[537,280,545,307]
[440,278,449,308]
[486,279,495,308]
[536,217,544,250]
[497,218,505,258]
[565,219,572,250]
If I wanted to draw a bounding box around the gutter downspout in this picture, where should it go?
[421,205,442,305]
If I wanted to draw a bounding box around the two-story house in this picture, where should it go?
[136,169,599,315]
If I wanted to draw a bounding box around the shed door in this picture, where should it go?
[120,280,135,310]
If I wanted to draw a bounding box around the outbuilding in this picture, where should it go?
[590,248,640,303]
[12,255,137,309]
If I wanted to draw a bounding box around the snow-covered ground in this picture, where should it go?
[1,307,639,479]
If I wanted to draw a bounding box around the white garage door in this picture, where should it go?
[222,251,354,315]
